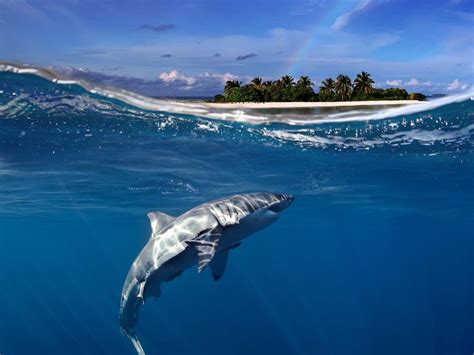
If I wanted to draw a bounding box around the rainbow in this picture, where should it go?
[285,1,354,77]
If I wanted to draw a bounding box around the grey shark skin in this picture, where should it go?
[119,192,294,354]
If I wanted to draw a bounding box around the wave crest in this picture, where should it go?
[1,61,473,126]
[0,62,473,153]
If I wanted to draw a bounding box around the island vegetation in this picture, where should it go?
[212,72,426,103]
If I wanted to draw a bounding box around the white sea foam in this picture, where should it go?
[55,79,79,85]
[17,68,39,74]
[382,124,474,144]
[260,123,474,149]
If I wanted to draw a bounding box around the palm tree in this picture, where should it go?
[272,79,282,87]
[250,77,264,92]
[260,80,275,102]
[297,76,314,88]
[249,77,266,102]
[335,74,352,101]
[224,80,242,101]
[250,77,263,87]
[319,78,335,100]
[280,75,295,87]
[353,71,375,95]
[224,80,241,93]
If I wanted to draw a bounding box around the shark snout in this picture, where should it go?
[270,193,294,212]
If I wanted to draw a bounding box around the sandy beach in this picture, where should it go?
[203,100,422,109]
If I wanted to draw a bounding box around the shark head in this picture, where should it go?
[268,193,294,212]
[213,193,295,250]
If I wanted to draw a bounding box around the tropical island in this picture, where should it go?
[211,72,426,104]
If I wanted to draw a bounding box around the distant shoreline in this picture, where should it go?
[203,100,422,109]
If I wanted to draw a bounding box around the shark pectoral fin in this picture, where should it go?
[210,250,229,281]
[186,225,223,273]
[210,243,241,281]
[147,211,175,234]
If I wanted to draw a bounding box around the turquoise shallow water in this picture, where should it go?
[0,72,473,355]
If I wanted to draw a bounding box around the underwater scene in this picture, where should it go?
[0,70,473,355]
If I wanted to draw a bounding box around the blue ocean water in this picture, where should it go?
[0,71,473,355]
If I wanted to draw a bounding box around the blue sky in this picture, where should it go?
[0,0,472,96]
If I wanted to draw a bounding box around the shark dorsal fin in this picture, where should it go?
[147,211,175,235]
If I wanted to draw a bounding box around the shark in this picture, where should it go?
[119,192,294,354]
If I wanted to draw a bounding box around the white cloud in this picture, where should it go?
[331,0,372,30]
[386,79,437,88]
[202,72,239,84]
[446,79,469,91]
[159,70,197,86]
[406,78,419,86]
[158,70,240,91]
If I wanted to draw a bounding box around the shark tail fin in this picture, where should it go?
[123,329,146,355]
[130,335,145,355]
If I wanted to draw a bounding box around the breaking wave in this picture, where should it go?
[0,62,473,153]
